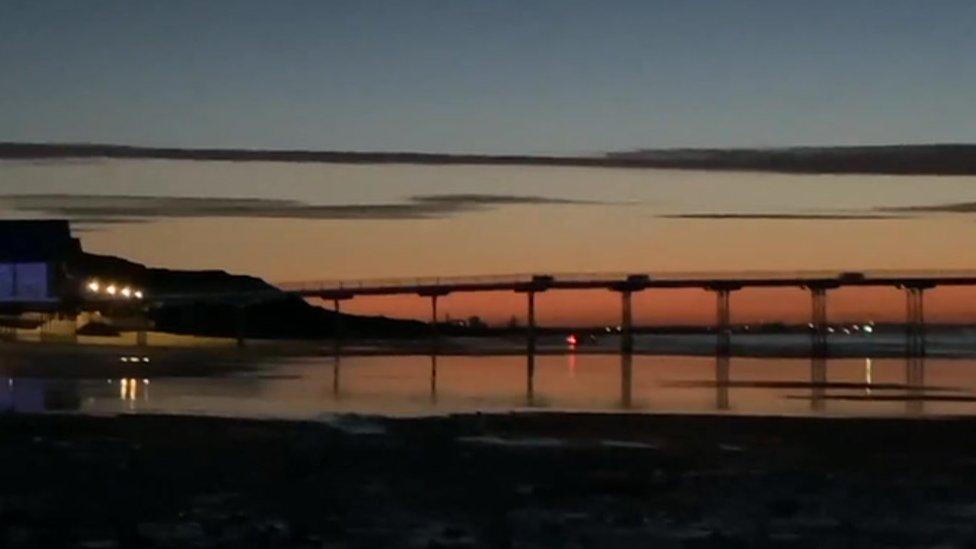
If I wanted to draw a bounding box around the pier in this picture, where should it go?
[276,270,976,357]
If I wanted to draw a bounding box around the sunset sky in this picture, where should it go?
[2,1,976,325]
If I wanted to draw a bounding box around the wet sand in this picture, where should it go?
[4,411,976,548]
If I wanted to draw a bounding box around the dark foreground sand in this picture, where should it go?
[4,412,976,548]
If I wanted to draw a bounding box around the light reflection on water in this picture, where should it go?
[3,354,976,419]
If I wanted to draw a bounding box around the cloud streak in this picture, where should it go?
[879,202,976,213]
[0,193,606,224]
[659,213,904,220]
[5,142,976,175]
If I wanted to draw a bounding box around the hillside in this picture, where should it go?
[66,251,429,339]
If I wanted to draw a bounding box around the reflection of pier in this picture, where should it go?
[811,357,826,411]
[430,354,438,404]
[318,353,937,417]
[906,357,925,415]
[715,356,730,410]
[522,351,634,409]
[332,355,341,399]
[620,353,632,409]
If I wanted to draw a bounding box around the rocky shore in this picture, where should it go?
[3,412,976,548]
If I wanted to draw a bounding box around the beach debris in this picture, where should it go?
[319,414,388,435]
[457,436,565,448]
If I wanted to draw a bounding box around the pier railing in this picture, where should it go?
[274,269,976,293]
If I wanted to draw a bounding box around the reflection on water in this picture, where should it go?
[621,353,632,409]
[865,358,873,396]
[430,355,438,404]
[715,356,730,411]
[907,357,925,415]
[3,353,976,419]
[332,355,341,399]
[811,357,826,411]
[119,378,150,407]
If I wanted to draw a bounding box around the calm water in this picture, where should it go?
[2,352,976,419]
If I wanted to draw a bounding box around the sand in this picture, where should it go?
[2,411,976,547]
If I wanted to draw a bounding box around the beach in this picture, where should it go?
[4,411,976,548]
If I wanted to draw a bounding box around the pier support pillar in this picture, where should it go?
[332,298,344,355]
[905,287,927,357]
[715,289,732,356]
[810,287,829,358]
[418,291,454,353]
[418,289,450,353]
[518,276,553,355]
[430,294,439,348]
[526,353,535,406]
[613,275,648,354]
[526,290,536,355]
[620,290,633,354]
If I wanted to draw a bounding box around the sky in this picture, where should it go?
[4,160,976,325]
[3,1,976,326]
[2,0,976,154]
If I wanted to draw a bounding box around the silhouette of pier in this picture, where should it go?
[276,270,976,357]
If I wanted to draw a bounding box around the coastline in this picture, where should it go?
[5,330,976,360]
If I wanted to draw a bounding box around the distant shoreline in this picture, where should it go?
[3,330,976,363]
[4,142,976,175]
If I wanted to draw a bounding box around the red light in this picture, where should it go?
[566,334,578,346]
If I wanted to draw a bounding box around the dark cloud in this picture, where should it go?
[879,202,976,213]
[412,194,606,205]
[0,193,603,223]
[607,145,976,175]
[5,142,976,175]
[659,213,905,220]
[0,158,106,167]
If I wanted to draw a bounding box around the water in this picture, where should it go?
[2,352,976,419]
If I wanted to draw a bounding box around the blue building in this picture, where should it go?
[0,220,81,309]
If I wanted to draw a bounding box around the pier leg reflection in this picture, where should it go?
[430,354,438,404]
[620,353,632,409]
[715,355,730,411]
[906,356,925,415]
[525,352,535,407]
[332,354,341,399]
[810,356,827,412]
